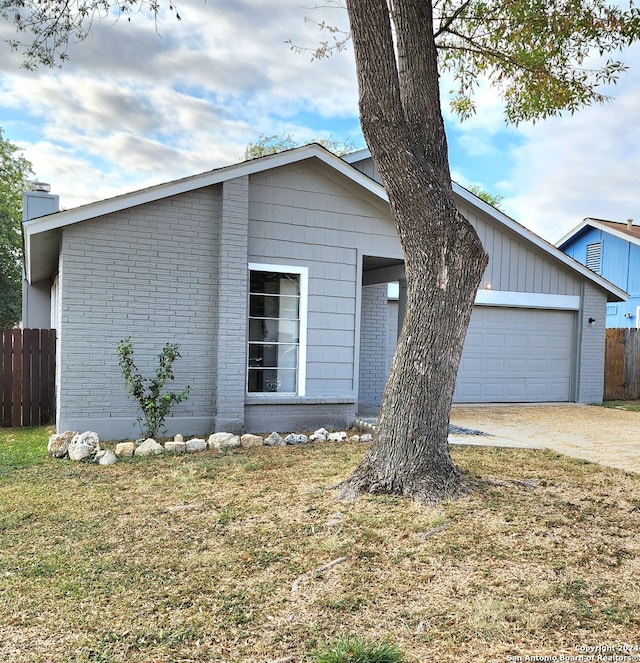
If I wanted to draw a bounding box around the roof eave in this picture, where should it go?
[23,144,388,283]
[452,186,628,303]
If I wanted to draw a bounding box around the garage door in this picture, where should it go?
[453,307,575,403]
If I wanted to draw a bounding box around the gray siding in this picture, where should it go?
[22,279,52,328]
[352,156,582,296]
[458,200,582,296]
[248,162,401,401]
[22,190,60,328]
[57,187,221,439]
[576,283,607,403]
[351,157,382,184]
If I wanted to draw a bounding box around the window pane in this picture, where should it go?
[250,271,300,296]
[248,344,298,368]
[248,368,297,393]
[249,295,299,319]
[248,268,303,394]
[249,318,299,343]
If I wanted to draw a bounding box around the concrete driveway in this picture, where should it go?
[448,403,640,474]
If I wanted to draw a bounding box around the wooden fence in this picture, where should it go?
[604,328,640,400]
[0,329,56,427]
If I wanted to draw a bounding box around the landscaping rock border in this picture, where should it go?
[47,428,374,465]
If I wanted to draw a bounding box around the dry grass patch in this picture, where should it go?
[0,434,639,662]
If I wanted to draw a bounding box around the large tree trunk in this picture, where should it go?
[337,0,489,504]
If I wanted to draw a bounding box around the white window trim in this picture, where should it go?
[248,263,308,396]
[474,289,580,310]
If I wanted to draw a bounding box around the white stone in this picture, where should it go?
[68,431,100,461]
[164,440,186,454]
[174,434,184,443]
[207,432,241,450]
[241,434,264,448]
[284,433,308,445]
[309,428,328,442]
[360,433,373,443]
[115,442,136,457]
[348,435,360,443]
[328,431,347,442]
[97,450,117,466]
[134,438,164,457]
[263,432,285,447]
[185,438,207,453]
[47,431,76,458]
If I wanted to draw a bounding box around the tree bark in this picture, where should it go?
[337,0,489,504]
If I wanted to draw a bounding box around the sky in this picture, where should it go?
[1,0,640,244]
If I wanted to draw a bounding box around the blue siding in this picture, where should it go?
[601,234,630,292]
[563,227,603,266]
[627,243,640,294]
[562,226,638,328]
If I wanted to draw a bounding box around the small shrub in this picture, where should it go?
[116,337,190,439]
[309,634,405,663]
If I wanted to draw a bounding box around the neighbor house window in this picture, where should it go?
[586,242,602,274]
[247,264,307,395]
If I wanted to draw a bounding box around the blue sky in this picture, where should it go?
[2,0,640,243]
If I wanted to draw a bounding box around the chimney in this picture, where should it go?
[23,182,59,222]
[627,218,634,231]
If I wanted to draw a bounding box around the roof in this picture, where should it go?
[556,217,640,250]
[24,144,388,283]
[346,150,627,302]
[24,144,627,302]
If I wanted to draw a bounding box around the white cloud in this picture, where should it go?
[502,48,640,242]
[3,0,640,246]
[0,0,359,208]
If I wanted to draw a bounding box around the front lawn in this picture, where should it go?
[0,427,639,662]
[0,426,54,476]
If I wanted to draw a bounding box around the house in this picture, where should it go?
[557,218,640,328]
[22,144,626,439]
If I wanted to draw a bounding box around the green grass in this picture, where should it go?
[597,400,640,412]
[0,436,639,662]
[0,426,52,475]
[310,634,406,663]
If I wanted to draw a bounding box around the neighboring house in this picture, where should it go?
[22,145,626,439]
[557,218,640,328]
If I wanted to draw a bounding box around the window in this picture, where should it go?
[247,264,307,394]
[586,242,602,274]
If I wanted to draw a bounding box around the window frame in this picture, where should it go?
[247,263,308,396]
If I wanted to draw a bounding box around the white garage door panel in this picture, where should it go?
[454,307,575,403]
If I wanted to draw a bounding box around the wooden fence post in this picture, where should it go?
[11,329,22,427]
[0,330,13,427]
